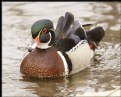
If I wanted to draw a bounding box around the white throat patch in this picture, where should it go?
[37,33,52,49]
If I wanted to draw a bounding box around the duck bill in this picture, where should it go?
[35,37,41,45]
[31,42,38,49]
[31,38,41,49]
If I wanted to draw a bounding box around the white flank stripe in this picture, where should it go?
[57,51,68,76]
[66,40,94,74]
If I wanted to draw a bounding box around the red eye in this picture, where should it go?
[43,28,47,33]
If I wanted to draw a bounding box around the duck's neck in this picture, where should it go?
[37,43,52,49]
[37,34,52,49]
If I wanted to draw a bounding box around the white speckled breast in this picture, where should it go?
[20,47,65,78]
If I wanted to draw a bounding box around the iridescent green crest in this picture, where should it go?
[31,19,53,39]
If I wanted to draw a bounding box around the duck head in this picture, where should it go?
[30,19,55,50]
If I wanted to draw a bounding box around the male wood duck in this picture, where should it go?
[20,12,105,78]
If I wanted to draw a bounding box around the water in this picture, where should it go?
[2,2,121,96]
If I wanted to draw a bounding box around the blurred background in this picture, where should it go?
[2,2,120,96]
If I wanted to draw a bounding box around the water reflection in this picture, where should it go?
[20,69,92,96]
[2,2,120,96]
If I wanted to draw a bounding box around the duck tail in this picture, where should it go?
[55,12,74,41]
[55,16,64,41]
[62,12,74,37]
[67,21,105,50]
[86,26,105,50]
[67,20,88,44]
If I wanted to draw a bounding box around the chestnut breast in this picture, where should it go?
[20,47,65,78]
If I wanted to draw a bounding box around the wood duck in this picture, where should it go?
[20,12,105,78]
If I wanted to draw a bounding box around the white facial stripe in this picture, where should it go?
[57,51,68,76]
[37,29,42,38]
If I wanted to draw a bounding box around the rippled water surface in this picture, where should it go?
[2,2,121,96]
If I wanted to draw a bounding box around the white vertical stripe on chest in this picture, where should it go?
[66,40,94,74]
[57,51,69,76]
